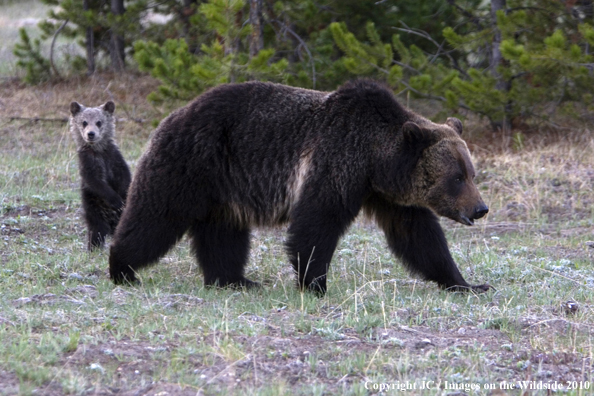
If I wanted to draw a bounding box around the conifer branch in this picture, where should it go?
[269,19,317,88]
[446,0,486,29]
[393,22,470,79]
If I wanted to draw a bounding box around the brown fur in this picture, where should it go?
[109,80,489,295]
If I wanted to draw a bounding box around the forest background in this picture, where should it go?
[12,0,594,130]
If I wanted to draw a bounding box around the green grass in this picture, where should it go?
[0,79,593,395]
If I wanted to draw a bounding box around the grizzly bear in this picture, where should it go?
[109,80,490,295]
[70,101,131,250]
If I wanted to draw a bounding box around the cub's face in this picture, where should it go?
[70,101,115,145]
[422,138,488,225]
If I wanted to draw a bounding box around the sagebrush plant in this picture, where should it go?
[0,79,593,394]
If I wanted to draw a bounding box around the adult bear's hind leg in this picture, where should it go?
[109,212,190,284]
[190,220,257,289]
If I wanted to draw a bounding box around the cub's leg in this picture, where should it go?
[82,193,112,250]
[85,208,111,250]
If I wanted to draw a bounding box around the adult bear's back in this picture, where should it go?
[157,82,327,149]
[138,82,330,226]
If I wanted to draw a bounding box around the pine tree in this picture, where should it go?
[446,0,594,127]
[14,0,150,80]
[133,0,472,96]
[134,0,288,105]
[13,28,52,84]
[329,0,594,128]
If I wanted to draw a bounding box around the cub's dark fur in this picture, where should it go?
[109,80,489,295]
[70,101,131,250]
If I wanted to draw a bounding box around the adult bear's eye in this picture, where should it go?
[82,121,88,127]
[454,175,464,184]
[96,121,102,128]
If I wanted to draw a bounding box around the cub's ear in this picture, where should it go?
[70,102,83,116]
[446,117,463,136]
[103,101,115,114]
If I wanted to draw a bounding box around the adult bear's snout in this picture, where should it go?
[473,203,489,219]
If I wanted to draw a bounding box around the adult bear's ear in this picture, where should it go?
[103,101,115,114]
[401,121,422,143]
[401,121,438,149]
[70,101,83,116]
[446,117,463,136]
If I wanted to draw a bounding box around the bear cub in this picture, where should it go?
[70,101,131,250]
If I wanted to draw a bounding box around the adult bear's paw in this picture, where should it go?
[445,283,492,293]
[110,267,138,285]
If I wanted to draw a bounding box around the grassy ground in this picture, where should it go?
[0,75,592,396]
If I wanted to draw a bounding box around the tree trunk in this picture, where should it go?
[577,0,594,55]
[110,0,125,71]
[180,0,199,51]
[83,0,95,75]
[249,0,264,58]
[490,0,512,131]
[489,0,504,78]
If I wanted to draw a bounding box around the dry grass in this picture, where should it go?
[477,141,594,223]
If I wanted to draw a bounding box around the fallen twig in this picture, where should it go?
[3,116,144,124]
[50,19,69,79]
[6,116,68,123]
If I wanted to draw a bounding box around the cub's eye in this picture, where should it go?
[454,176,464,184]
[96,121,102,128]
[82,121,88,127]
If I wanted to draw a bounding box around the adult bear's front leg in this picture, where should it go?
[368,196,490,292]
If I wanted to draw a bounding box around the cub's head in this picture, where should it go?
[69,101,116,148]
[406,117,488,225]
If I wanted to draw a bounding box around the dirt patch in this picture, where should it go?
[1,205,76,237]
[0,203,83,260]
[0,369,19,396]
[0,75,160,120]
[26,323,587,394]
[1,204,70,219]
[119,383,199,396]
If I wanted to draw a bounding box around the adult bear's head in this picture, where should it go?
[375,116,488,226]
